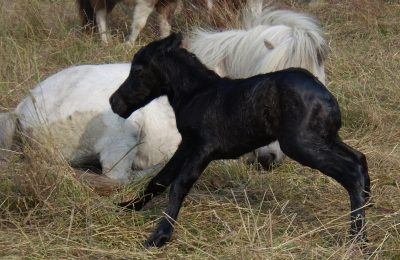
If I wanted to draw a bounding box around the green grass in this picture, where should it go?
[1,0,400,259]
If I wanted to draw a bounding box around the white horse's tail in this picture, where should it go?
[0,112,17,159]
[187,4,329,83]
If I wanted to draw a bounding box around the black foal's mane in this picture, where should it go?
[154,45,222,89]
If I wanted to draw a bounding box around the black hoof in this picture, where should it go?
[117,200,135,210]
[144,233,170,248]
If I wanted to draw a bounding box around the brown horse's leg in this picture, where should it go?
[155,0,178,38]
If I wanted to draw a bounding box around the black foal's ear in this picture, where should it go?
[166,32,183,52]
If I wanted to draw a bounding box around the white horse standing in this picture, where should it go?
[0,7,328,183]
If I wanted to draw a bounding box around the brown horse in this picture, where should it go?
[77,0,260,43]
[184,0,250,28]
[76,0,178,44]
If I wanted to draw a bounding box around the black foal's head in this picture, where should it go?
[110,33,183,119]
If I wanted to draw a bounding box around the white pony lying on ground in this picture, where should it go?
[0,7,328,184]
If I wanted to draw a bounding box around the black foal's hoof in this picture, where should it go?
[143,233,171,248]
[117,199,146,211]
[117,201,135,210]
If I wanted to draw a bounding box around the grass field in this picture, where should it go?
[1,0,399,259]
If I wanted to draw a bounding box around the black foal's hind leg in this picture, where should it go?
[118,141,190,210]
[279,135,368,242]
[144,148,212,248]
[334,141,371,203]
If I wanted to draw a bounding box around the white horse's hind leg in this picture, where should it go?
[135,163,165,179]
[96,9,109,43]
[95,116,143,183]
[97,137,138,183]
[126,0,157,44]
[0,112,16,161]
[242,140,286,169]
[254,141,286,168]
[157,14,171,39]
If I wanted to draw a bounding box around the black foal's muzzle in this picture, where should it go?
[110,93,132,119]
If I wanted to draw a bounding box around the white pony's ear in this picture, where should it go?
[264,39,275,50]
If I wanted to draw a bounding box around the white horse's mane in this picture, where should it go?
[187,6,328,84]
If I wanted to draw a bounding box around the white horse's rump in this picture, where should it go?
[0,8,328,182]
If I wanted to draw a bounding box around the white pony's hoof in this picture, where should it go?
[124,40,135,46]
[131,163,165,181]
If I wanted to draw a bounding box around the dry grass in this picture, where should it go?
[1,0,400,259]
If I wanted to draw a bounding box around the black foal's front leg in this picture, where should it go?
[144,149,212,248]
[118,142,190,210]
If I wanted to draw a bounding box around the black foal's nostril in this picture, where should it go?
[109,95,114,105]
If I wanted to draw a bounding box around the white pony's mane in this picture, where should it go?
[187,5,329,84]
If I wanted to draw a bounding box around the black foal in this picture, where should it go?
[110,33,370,248]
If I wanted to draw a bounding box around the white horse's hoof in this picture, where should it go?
[124,40,135,46]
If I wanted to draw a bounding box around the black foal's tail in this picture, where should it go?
[76,0,95,29]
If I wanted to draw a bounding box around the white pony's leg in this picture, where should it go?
[96,131,139,183]
[155,0,177,39]
[0,112,16,161]
[126,0,157,44]
[101,147,137,183]
[206,0,213,11]
[157,14,171,39]
[95,9,109,43]
[95,112,145,183]
[135,162,164,179]
[255,141,286,168]
[242,141,286,169]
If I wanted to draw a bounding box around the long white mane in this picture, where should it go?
[187,6,328,84]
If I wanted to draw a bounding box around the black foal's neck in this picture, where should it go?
[161,48,221,107]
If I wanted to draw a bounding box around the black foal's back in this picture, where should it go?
[174,69,338,160]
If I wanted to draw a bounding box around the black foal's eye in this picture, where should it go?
[131,65,144,77]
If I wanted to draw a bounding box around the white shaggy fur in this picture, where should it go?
[0,7,328,182]
[7,64,181,182]
[187,8,327,82]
